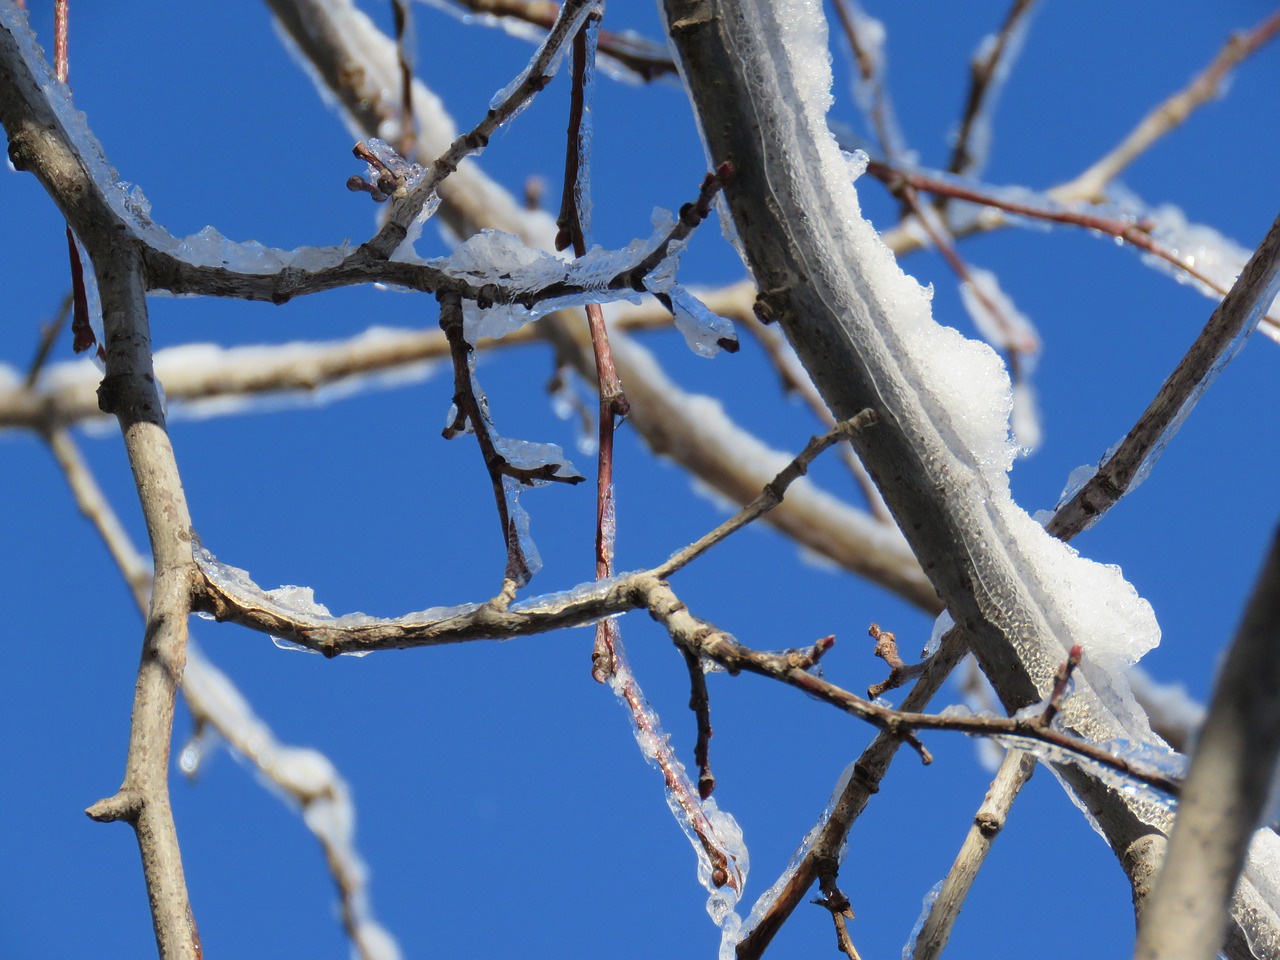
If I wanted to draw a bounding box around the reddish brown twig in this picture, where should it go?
[53,0,97,360]
[1039,644,1083,729]
[610,648,743,892]
[866,623,926,700]
[866,159,1280,337]
[547,11,632,680]
[435,0,678,81]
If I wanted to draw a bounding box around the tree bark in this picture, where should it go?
[660,1,1278,956]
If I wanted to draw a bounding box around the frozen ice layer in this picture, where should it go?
[667,286,738,358]
[486,0,600,113]
[492,435,584,480]
[192,544,482,646]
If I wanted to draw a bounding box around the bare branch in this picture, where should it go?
[1059,10,1280,203]
[909,749,1038,960]
[76,242,201,959]
[424,0,678,81]
[946,0,1037,178]
[1135,527,1280,960]
[1048,210,1280,539]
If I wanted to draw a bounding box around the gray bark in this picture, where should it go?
[659,1,1278,956]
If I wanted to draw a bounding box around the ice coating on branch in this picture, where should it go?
[486,0,600,114]
[954,6,1036,178]
[735,0,1163,751]
[181,646,403,959]
[574,17,599,247]
[608,632,747,938]
[503,476,542,582]
[924,610,954,658]
[193,543,482,641]
[492,435,584,481]
[667,287,738,357]
[732,762,855,952]
[642,211,739,357]
[902,879,946,960]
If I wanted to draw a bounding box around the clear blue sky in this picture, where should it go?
[2,1,1278,958]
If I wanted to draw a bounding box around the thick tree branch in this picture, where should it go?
[661,3,1273,956]
[1135,528,1280,960]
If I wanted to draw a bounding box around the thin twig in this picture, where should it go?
[23,291,73,389]
[43,428,398,960]
[644,583,1181,795]
[831,0,905,162]
[866,623,925,700]
[439,291,583,586]
[813,866,862,960]
[654,410,879,578]
[1048,210,1280,540]
[736,311,893,523]
[909,748,1037,960]
[867,160,1280,339]
[1135,527,1280,960]
[1059,9,1280,203]
[906,646,1077,959]
[946,0,1037,178]
[429,0,678,81]
[733,628,969,960]
[390,0,416,157]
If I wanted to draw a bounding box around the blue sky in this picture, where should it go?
[2,1,1278,958]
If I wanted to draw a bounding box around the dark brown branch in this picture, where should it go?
[946,0,1037,177]
[681,645,716,799]
[438,292,583,587]
[1048,211,1280,539]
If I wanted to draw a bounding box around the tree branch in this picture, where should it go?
[1135,527,1280,960]
[1048,210,1280,539]
[661,3,1270,956]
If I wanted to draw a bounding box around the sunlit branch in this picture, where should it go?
[908,749,1037,960]
[1058,9,1280,203]
[42,428,400,960]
